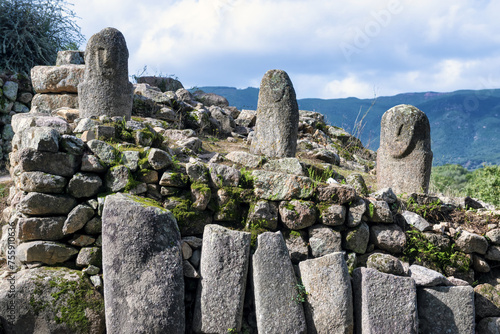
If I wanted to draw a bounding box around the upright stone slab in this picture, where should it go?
[353,267,418,334]
[192,225,251,333]
[250,69,299,158]
[102,193,184,334]
[299,252,354,334]
[377,104,433,194]
[78,27,133,120]
[252,232,307,333]
[417,286,475,334]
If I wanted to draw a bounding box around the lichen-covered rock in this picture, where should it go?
[402,210,432,231]
[19,171,67,193]
[63,204,95,235]
[409,264,449,287]
[105,165,131,192]
[475,283,500,318]
[76,247,102,267]
[31,93,79,114]
[316,184,357,204]
[191,182,211,211]
[366,253,405,276]
[14,126,60,152]
[252,170,315,201]
[346,173,368,196]
[235,109,256,127]
[209,162,241,188]
[186,161,209,183]
[370,223,406,254]
[159,171,189,188]
[365,199,393,223]
[344,222,370,254]
[299,252,354,334]
[477,317,500,334]
[417,286,475,334]
[16,216,66,242]
[67,173,103,198]
[247,200,279,230]
[87,140,121,166]
[377,104,433,194]
[262,157,305,176]
[346,198,366,227]
[353,267,418,334]
[31,65,84,93]
[81,154,107,173]
[279,200,317,230]
[78,28,133,119]
[284,230,309,264]
[2,80,18,101]
[17,192,77,216]
[0,267,105,334]
[148,148,172,170]
[213,188,240,221]
[14,148,80,177]
[225,151,263,169]
[61,135,85,155]
[486,229,500,245]
[56,50,84,65]
[193,225,251,333]
[308,224,342,257]
[456,230,488,255]
[252,232,307,333]
[318,203,346,227]
[102,193,185,333]
[17,241,78,264]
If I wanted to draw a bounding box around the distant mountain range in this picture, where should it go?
[194,86,500,169]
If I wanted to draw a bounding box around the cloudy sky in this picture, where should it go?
[67,0,500,99]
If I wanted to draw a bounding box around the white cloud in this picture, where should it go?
[67,0,500,99]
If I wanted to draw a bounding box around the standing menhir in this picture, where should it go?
[78,27,133,120]
[250,69,299,158]
[377,104,433,194]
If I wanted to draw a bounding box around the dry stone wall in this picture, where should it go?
[0,33,500,333]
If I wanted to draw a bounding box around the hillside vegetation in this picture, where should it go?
[195,87,500,169]
[430,164,500,207]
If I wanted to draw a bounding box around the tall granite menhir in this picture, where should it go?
[78,27,133,120]
[377,104,433,194]
[101,193,185,334]
[250,69,299,158]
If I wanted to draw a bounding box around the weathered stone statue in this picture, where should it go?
[377,104,433,194]
[78,27,133,119]
[250,69,299,158]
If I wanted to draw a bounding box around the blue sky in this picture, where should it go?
[67,0,500,99]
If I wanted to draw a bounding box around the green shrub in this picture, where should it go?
[465,165,500,207]
[0,0,84,74]
[429,164,469,196]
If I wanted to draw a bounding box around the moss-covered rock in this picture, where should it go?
[0,267,104,333]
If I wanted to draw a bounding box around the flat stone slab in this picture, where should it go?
[417,286,475,334]
[192,225,251,333]
[102,193,185,334]
[31,65,84,93]
[252,231,307,333]
[16,241,78,264]
[353,267,418,334]
[299,252,354,333]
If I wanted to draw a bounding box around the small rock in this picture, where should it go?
[279,200,317,230]
[409,264,449,286]
[366,253,405,276]
[308,224,342,257]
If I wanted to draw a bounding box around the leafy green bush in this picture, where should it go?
[429,164,469,196]
[465,165,500,207]
[0,0,84,74]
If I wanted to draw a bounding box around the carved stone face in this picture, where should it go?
[381,105,428,159]
[84,27,128,79]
